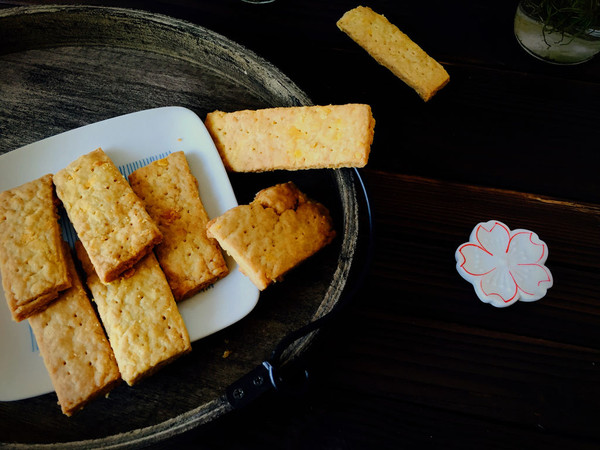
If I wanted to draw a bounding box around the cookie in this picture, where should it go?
[128,152,229,301]
[28,242,121,416]
[0,174,71,321]
[206,182,336,290]
[205,104,375,172]
[337,6,449,101]
[75,241,191,386]
[53,148,162,283]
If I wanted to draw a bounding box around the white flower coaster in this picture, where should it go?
[455,220,553,308]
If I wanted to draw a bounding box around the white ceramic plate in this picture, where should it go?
[0,106,260,401]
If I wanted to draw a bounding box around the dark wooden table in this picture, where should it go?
[2,1,600,448]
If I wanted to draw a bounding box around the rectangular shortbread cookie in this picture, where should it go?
[54,148,163,283]
[0,174,71,322]
[28,242,121,416]
[337,6,449,101]
[206,182,336,290]
[128,151,229,301]
[204,104,375,172]
[75,241,191,386]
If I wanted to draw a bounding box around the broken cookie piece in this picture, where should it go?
[206,182,336,290]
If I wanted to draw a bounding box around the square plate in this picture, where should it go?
[0,106,260,401]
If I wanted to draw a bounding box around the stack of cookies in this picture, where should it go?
[0,148,229,415]
[0,174,71,322]
[0,99,376,415]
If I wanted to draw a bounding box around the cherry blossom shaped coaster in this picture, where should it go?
[455,220,553,308]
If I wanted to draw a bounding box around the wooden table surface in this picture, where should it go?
[2,1,600,448]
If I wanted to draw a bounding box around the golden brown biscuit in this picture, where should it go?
[53,148,162,283]
[128,152,229,301]
[206,182,336,290]
[28,242,121,416]
[75,241,191,386]
[0,174,71,321]
[337,6,449,101]
[204,104,375,172]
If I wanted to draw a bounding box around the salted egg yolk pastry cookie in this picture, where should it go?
[28,242,121,416]
[337,6,449,101]
[54,148,163,284]
[128,151,229,301]
[75,241,191,386]
[0,174,71,322]
[204,104,375,172]
[206,182,336,291]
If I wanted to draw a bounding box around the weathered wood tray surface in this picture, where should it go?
[0,5,367,447]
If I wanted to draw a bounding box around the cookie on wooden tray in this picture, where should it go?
[128,151,229,301]
[75,241,191,386]
[204,104,375,172]
[337,6,449,101]
[28,242,121,416]
[206,182,336,291]
[53,148,163,284]
[0,174,71,322]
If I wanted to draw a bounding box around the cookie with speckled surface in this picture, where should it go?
[75,241,191,386]
[337,6,449,101]
[205,104,374,172]
[53,148,162,284]
[206,182,336,290]
[0,174,71,321]
[28,242,121,416]
[128,151,228,301]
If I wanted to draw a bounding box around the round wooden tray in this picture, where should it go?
[0,5,369,448]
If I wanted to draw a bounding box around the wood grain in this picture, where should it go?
[1,1,600,449]
[167,171,600,449]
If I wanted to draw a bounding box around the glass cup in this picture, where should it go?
[514,0,600,64]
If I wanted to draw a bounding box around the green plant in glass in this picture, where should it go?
[520,0,600,43]
[514,0,600,64]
